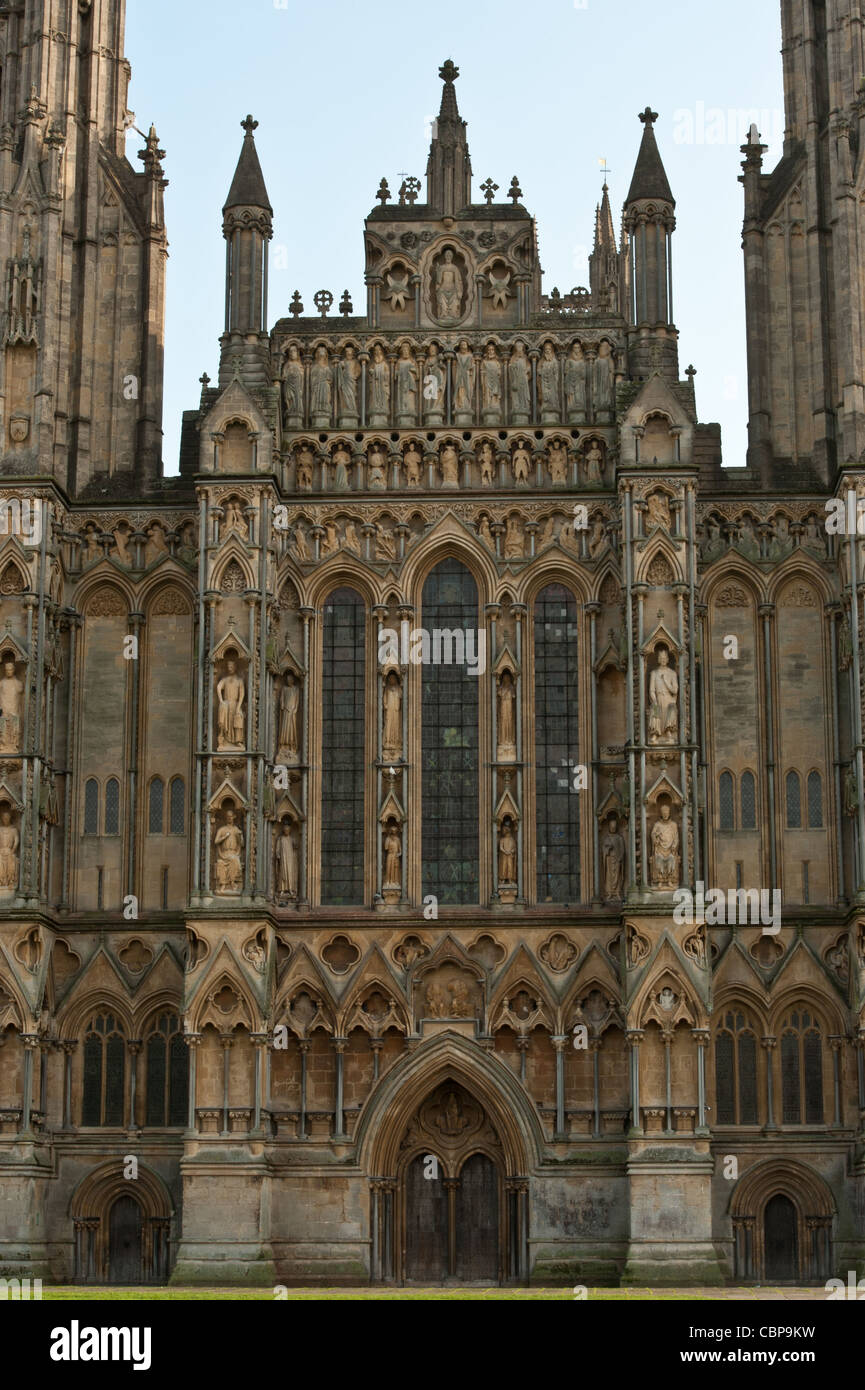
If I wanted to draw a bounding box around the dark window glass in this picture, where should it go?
[105,1032,125,1125]
[781,1031,800,1123]
[105,778,120,835]
[719,771,734,831]
[740,771,756,830]
[804,1030,823,1124]
[534,584,580,902]
[146,1034,166,1126]
[321,588,365,905]
[421,559,479,904]
[148,778,164,834]
[169,1032,189,1126]
[169,777,185,835]
[715,1031,734,1123]
[82,1033,102,1125]
[739,1032,758,1124]
[84,779,99,834]
[785,771,801,829]
[83,1015,125,1126]
[807,771,823,829]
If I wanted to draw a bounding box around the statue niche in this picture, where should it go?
[0,652,24,753]
[213,803,244,895]
[647,644,678,746]
[274,817,299,901]
[215,649,247,751]
[428,245,468,325]
[649,797,680,890]
[0,803,20,893]
[276,670,302,764]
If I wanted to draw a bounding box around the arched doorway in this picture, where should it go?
[108,1195,142,1284]
[764,1194,798,1281]
[400,1083,504,1285]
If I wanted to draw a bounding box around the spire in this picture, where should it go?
[589,179,620,312]
[223,114,273,214]
[594,183,617,254]
[426,60,472,216]
[626,107,674,206]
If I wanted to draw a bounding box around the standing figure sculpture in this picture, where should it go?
[214,809,244,894]
[564,341,587,420]
[282,344,304,422]
[498,817,517,884]
[454,339,475,420]
[0,658,23,753]
[434,248,463,321]
[497,670,516,760]
[369,344,390,423]
[538,341,560,420]
[481,343,502,421]
[382,672,402,759]
[648,647,678,745]
[277,672,301,762]
[275,820,298,899]
[0,809,19,891]
[600,813,626,901]
[650,803,680,889]
[216,658,245,750]
[309,345,333,424]
[509,341,531,421]
[337,345,360,422]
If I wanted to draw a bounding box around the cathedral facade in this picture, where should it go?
[0,0,863,1287]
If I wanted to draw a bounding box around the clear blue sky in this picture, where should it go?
[125,0,785,474]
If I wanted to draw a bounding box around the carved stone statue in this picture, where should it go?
[498,816,517,884]
[214,809,243,893]
[646,492,671,530]
[564,341,587,420]
[277,672,301,762]
[396,342,417,422]
[593,339,614,416]
[375,521,396,561]
[382,671,402,758]
[0,809,19,891]
[367,445,387,490]
[478,441,495,486]
[584,440,604,485]
[336,346,360,422]
[538,340,560,420]
[548,443,568,485]
[275,819,298,898]
[292,523,309,562]
[422,345,445,422]
[332,443,352,492]
[309,345,333,424]
[0,658,23,753]
[454,340,475,420]
[508,341,530,421]
[223,498,248,538]
[382,819,402,889]
[144,522,167,567]
[282,344,304,422]
[369,344,390,423]
[504,515,524,558]
[588,515,606,558]
[650,803,680,889]
[440,442,459,488]
[648,647,678,745]
[497,670,516,759]
[434,248,463,321]
[512,439,531,484]
[600,813,626,901]
[404,441,422,487]
[216,658,245,750]
[481,343,502,420]
[344,521,361,555]
[295,445,314,490]
[320,520,340,557]
[478,515,494,548]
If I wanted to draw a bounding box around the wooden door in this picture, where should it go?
[108,1195,142,1284]
[764,1194,798,1280]
[455,1153,499,1281]
[404,1153,448,1282]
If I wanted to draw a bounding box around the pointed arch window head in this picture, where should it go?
[719,771,734,831]
[169,777,185,835]
[84,778,99,835]
[148,777,164,835]
[740,770,757,830]
[807,771,823,829]
[785,770,801,829]
[82,1013,125,1127]
[421,558,480,905]
[533,584,580,903]
[321,587,366,905]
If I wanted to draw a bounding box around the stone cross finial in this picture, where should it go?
[439,59,459,83]
[339,289,353,316]
[686,364,696,383]
[639,107,658,126]
[508,176,523,205]
[199,371,210,391]
[289,291,304,317]
[313,289,333,319]
[376,178,391,205]
[480,177,499,205]
[241,114,258,136]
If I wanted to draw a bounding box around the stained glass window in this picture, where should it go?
[145,1012,188,1127]
[82,1014,125,1126]
[421,559,479,903]
[785,771,801,829]
[534,585,580,902]
[807,771,823,829]
[780,1008,823,1125]
[715,1010,759,1125]
[105,777,120,835]
[321,588,365,905]
[148,778,164,834]
[169,777,185,835]
[84,779,99,835]
[719,771,734,831]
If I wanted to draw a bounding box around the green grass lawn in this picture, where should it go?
[33,1285,827,1301]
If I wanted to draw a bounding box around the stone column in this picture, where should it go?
[128,1040,142,1130]
[551,1034,567,1139]
[762,1035,778,1131]
[184,1034,202,1132]
[333,1037,347,1140]
[693,1028,710,1134]
[627,1029,644,1134]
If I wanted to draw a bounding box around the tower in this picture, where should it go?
[0,0,167,497]
[742,0,865,480]
[219,115,273,393]
[623,108,678,381]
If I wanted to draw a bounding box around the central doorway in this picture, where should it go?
[108,1195,142,1284]
[399,1082,504,1284]
[764,1194,798,1281]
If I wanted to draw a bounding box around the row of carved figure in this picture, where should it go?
[208,804,679,902]
[281,337,617,429]
[285,435,608,493]
[700,512,828,564]
[279,505,612,566]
